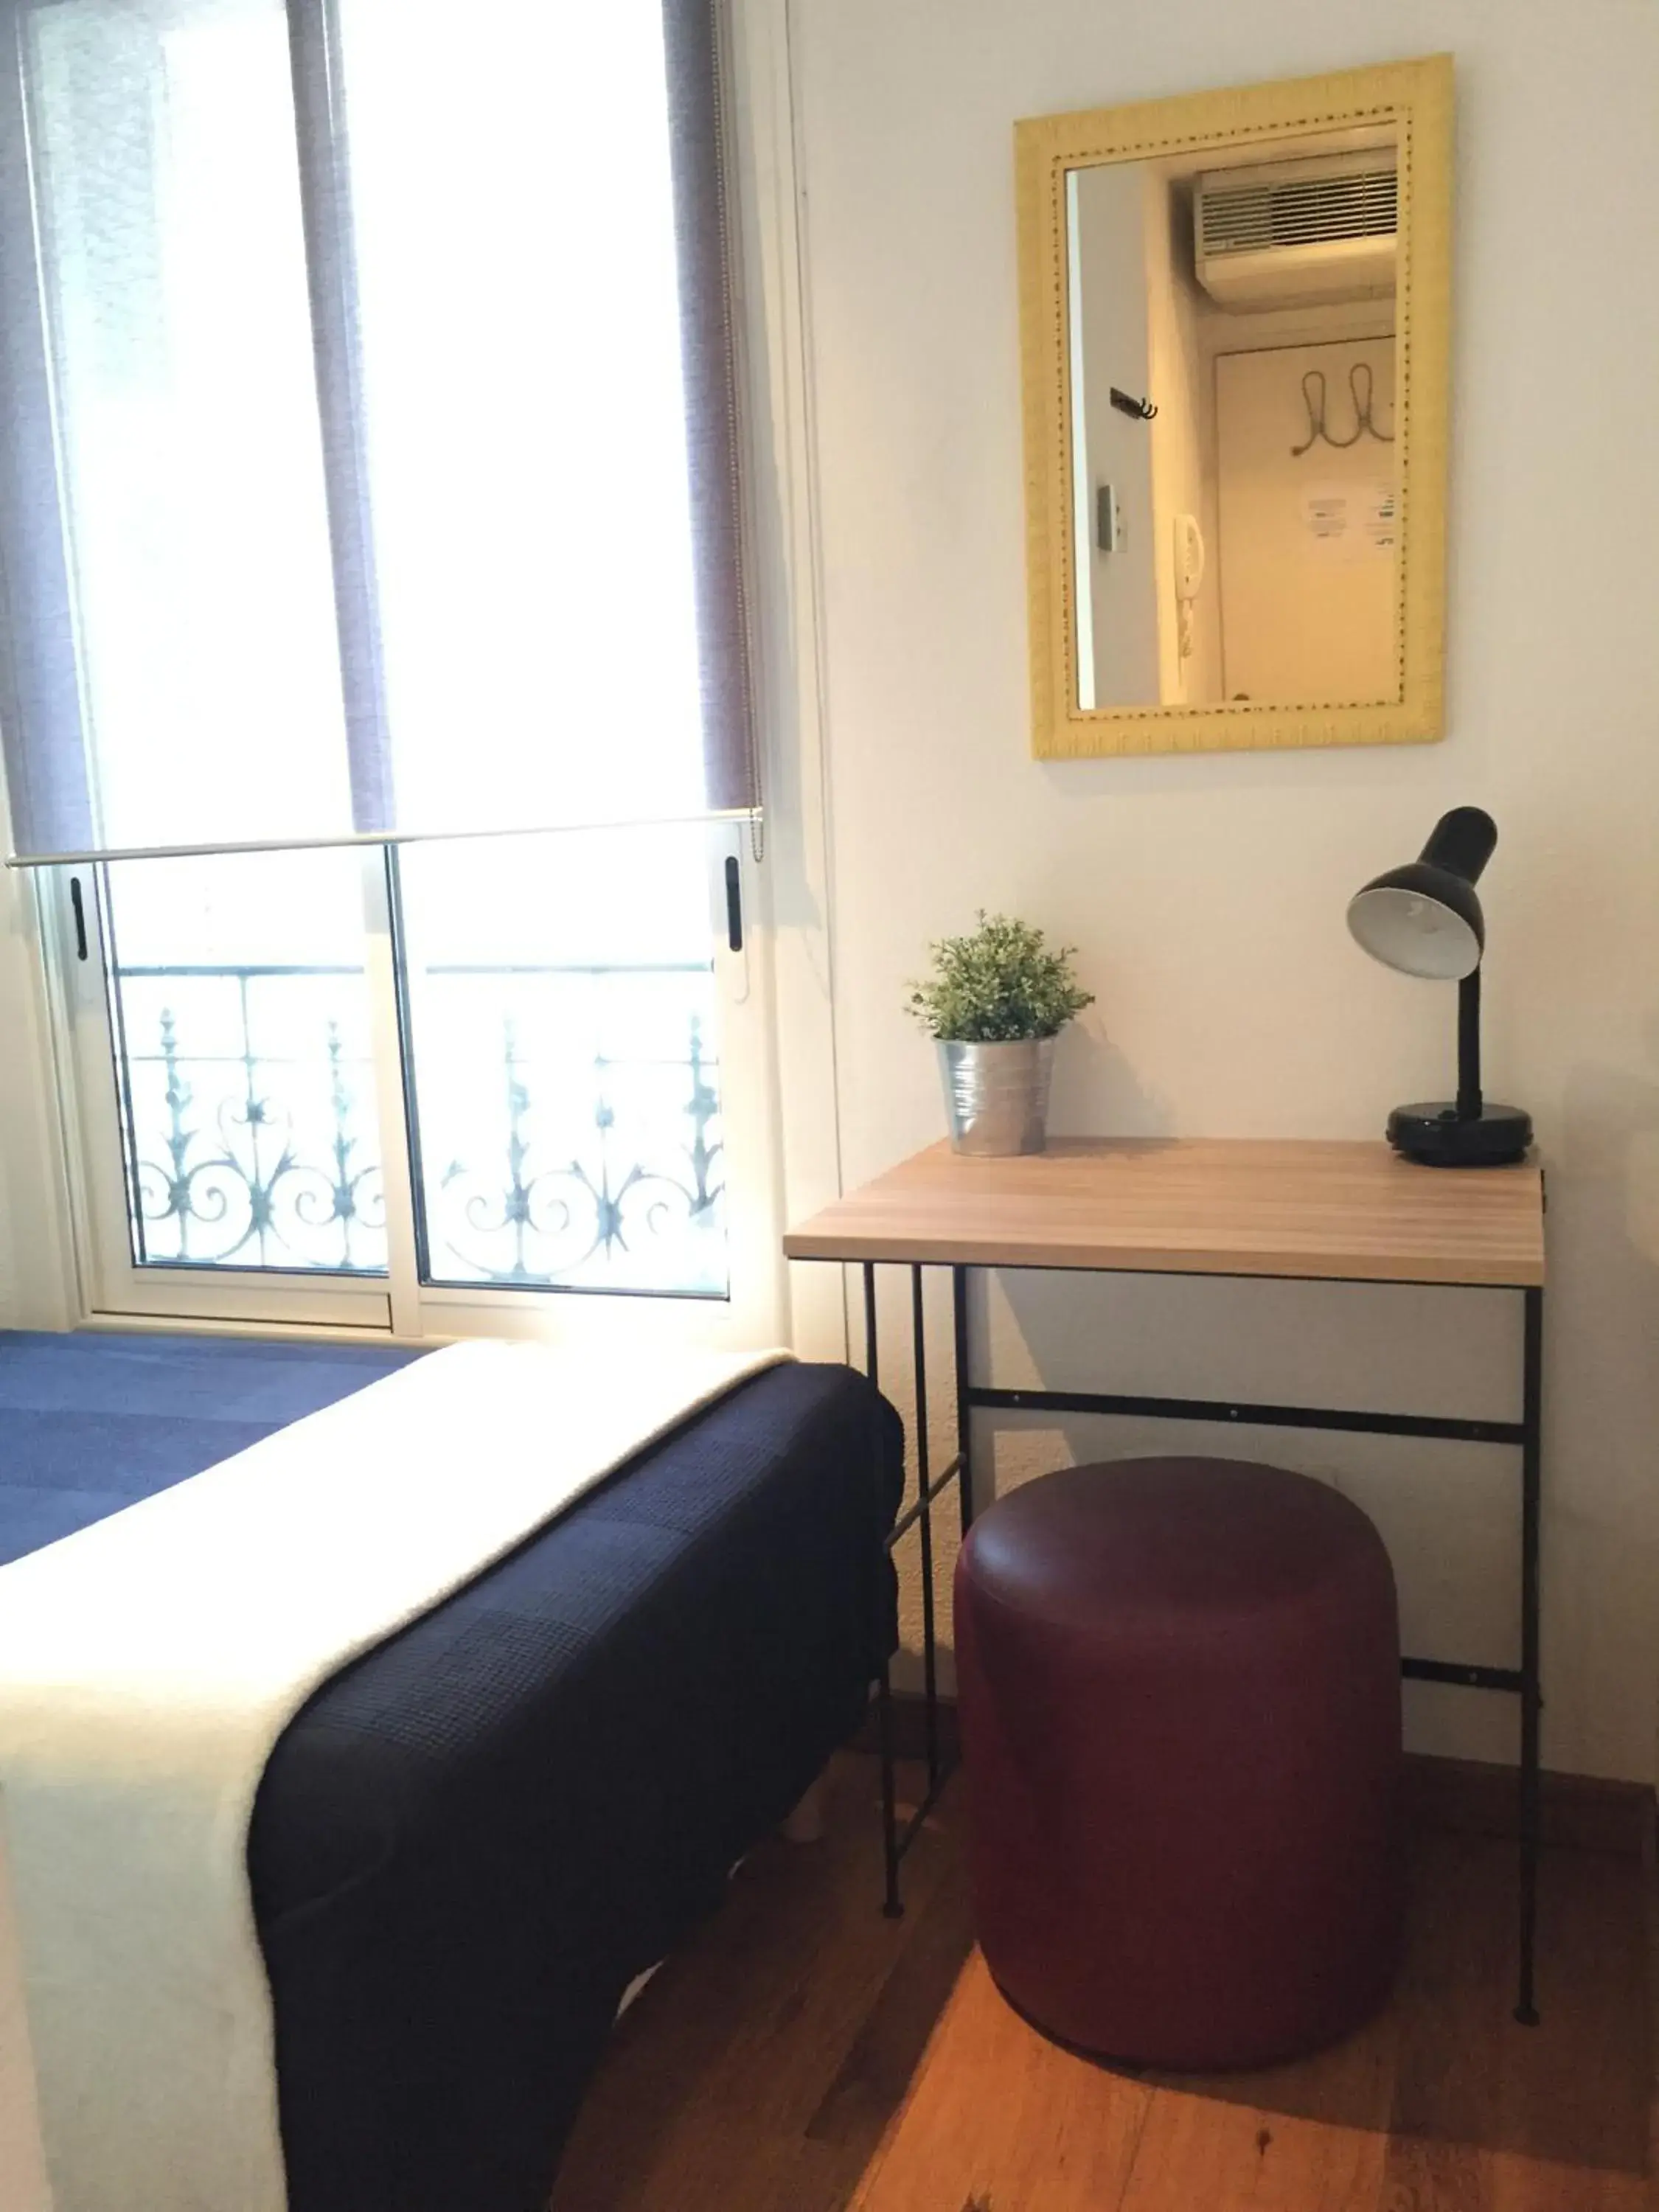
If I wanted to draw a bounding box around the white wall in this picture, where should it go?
[1143,175,1221,703]
[789,0,1659,1780]
[1068,164,1159,706]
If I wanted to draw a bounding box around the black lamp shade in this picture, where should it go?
[1346,863,1484,979]
[1345,806,1496,981]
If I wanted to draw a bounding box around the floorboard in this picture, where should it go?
[549,1758,1652,2212]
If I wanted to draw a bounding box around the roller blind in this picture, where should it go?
[0,0,757,863]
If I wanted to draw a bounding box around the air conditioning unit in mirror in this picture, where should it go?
[1195,150,1397,310]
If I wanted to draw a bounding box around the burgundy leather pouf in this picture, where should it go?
[955,1457,1403,2070]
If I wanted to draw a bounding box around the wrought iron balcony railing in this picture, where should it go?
[108,960,726,1294]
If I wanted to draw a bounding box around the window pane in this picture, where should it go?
[24,0,352,848]
[337,0,704,830]
[102,853,386,1273]
[397,832,727,1296]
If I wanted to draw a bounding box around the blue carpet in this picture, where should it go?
[0,1331,425,1568]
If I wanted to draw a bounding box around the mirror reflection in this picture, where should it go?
[1066,125,1399,712]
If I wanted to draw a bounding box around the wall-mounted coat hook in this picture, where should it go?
[1109,386,1158,421]
[1291,361,1394,456]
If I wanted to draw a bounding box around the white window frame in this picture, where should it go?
[0,0,848,1365]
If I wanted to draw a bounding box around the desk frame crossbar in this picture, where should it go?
[851,1256,1545,2028]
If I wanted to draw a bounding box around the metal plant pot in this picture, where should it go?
[937,1037,1057,1157]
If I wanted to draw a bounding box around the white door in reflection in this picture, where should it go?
[1215,338,1399,704]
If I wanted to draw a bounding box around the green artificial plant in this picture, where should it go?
[907,911,1094,1043]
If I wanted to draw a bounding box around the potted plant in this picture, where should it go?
[907,911,1093,1156]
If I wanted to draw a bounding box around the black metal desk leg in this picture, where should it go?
[876,1659,902,1918]
[866,1262,970,1919]
[912,1267,940,1797]
[953,1265,974,1539]
[866,1262,903,1915]
[1515,1284,1544,2025]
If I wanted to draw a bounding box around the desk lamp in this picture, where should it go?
[1346,806,1533,1167]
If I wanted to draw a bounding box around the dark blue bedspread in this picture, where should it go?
[0,1330,424,1565]
[0,1331,902,2212]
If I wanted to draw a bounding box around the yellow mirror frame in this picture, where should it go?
[1017,55,1453,759]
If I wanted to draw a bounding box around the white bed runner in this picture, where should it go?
[0,1338,788,2212]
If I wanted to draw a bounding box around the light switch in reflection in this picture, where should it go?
[1096,483,1122,553]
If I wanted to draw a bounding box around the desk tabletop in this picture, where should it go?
[782,1138,1545,1288]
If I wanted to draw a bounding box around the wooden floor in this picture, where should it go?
[550,1758,1654,2212]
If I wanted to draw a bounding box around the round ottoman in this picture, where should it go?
[955,1457,1402,2069]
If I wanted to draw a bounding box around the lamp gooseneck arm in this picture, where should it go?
[1457,965,1484,1121]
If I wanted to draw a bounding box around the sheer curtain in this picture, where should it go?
[339,0,706,834]
[0,0,757,862]
[325,0,737,1292]
[4,0,352,854]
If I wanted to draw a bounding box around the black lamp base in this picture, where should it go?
[1386,1102,1534,1168]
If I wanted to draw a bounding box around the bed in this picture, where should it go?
[0,1329,903,2212]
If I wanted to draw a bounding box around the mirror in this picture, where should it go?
[1018,58,1451,757]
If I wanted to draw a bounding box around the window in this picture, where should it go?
[102,851,385,1275]
[0,0,767,1331]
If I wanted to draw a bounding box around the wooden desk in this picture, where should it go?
[785,1137,1546,2021]
[785,1137,1545,1287]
